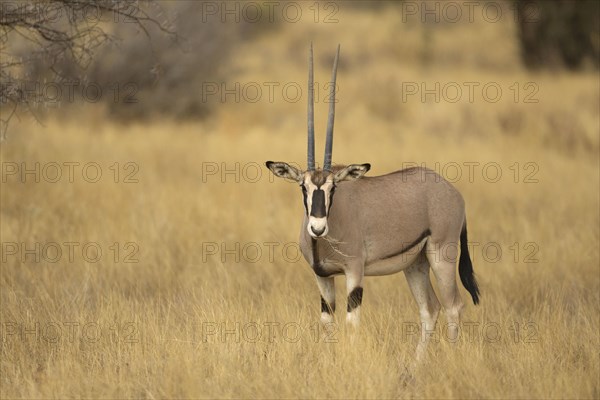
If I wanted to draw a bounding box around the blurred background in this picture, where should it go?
[2,1,599,132]
[0,1,599,398]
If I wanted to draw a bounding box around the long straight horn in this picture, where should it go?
[307,43,315,171]
[323,44,340,172]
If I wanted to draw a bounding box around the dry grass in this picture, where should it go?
[1,3,599,399]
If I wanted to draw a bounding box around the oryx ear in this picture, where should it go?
[333,163,371,183]
[265,161,303,182]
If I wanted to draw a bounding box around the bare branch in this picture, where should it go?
[0,0,177,130]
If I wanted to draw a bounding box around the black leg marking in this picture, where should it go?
[321,296,335,314]
[347,287,363,312]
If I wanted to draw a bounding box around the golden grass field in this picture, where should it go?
[1,3,599,398]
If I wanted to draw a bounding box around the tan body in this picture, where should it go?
[300,167,464,278]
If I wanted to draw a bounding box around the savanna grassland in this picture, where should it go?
[1,3,599,398]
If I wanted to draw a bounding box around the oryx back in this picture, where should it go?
[300,166,466,277]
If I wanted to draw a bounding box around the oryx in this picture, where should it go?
[266,45,480,358]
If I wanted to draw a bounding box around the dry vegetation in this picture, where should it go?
[1,3,599,398]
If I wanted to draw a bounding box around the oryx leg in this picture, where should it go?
[404,256,440,360]
[426,240,464,342]
[316,276,335,324]
[345,268,364,327]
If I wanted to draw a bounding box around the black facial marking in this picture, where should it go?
[301,185,308,214]
[310,189,326,217]
[328,185,336,212]
[347,287,363,312]
[321,297,335,314]
[380,229,431,260]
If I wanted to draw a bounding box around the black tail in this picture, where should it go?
[459,220,480,305]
